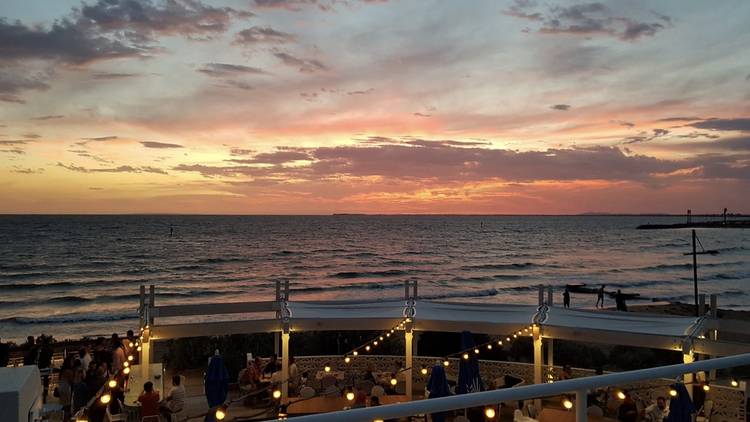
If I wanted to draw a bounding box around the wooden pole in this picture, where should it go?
[692,230,699,317]
[533,325,542,411]
[281,331,289,405]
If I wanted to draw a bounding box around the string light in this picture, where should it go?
[123,367,130,375]
[346,392,355,401]
[127,355,134,362]
[215,406,227,420]
[128,342,134,348]
[353,351,358,356]
[702,384,710,392]
[420,368,428,375]
[344,357,351,364]
[443,360,450,367]
[390,377,398,386]
[616,391,626,400]
[273,390,282,399]
[136,346,142,352]
[731,379,739,388]
[100,394,111,404]
[123,361,129,368]
[379,336,384,341]
[474,348,480,354]
[463,353,470,360]
[373,341,378,346]
[386,333,390,337]
[562,398,573,409]
[669,388,678,397]
[365,346,371,351]
[487,344,492,350]
[108,380,117,388]
[324,366,331,373]
[485,407,496,418]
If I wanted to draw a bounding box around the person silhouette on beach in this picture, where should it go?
[596,285,606,308]
[615,290,628,311]
[563,288,570,308]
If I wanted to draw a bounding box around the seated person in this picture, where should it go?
[137,381,160,419]
[263,354,280,376]
[644,396,669,422]
[238,360,259,391]
[160,375,185,419]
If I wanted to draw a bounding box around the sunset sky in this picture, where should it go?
[1,0,749,214]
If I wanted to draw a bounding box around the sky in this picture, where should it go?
[1,0,749,214]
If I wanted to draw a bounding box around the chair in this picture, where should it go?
[587,405,604,418]
[696,400,713,422]
[371,385,385,398]
[300,386,315,399]
[106,400,127,422]
[169,409,188,422]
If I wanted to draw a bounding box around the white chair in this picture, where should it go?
[696,400,713,422]
[300,386,315,399]
[106,400,127,422]
[169,409,188,422]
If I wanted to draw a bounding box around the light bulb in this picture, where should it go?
[127,355,133,362]
[463,353,469,360]
[123,361,129,368]
[420,368,428,375]
[344,357,351,364]
[487,344,492,350]
[563,399,573,409]
[108,380,117,388]
[129,342,134,348]
[123,367,130,375]
[703,384,710,392]
[474,348,480,354]
[443,360,449,367]
[485,407,496,418]
[506,337,510,342]
[390,378,397,386]
[386,333,390,337]
[215,408,226,420]
[136,346,142,352]
[498,340,503,346]
[374,341,378,346]
[324,366,331,373]
[669,388,678,397]
[346,392,355,401]
[273,390,281,399]
[365,346,371,351]
[731,379,739,388]
[617,391,626,400]
[379,336,384,341]
[353,351,358,356]
[100,394,111,404]
[513,334,517,338]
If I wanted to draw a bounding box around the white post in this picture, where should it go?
[683,352,694,398]
[281,331,290,405]
[547,338,554,383]
[709,294,718,380]
[405,325,413,401]
[576,389,587,422]
[533,325,542,411]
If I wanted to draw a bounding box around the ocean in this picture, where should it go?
[1,215,748,343]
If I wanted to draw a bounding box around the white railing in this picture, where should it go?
[268,352,750,422]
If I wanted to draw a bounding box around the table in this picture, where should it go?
[287,395,410,414]
[315,370,345,381]
[124,363,164,405]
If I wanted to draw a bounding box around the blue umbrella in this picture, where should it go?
[666,383,695,422]
[427,364,451,422]
[205,352,230,408]
[457,331,484,394]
